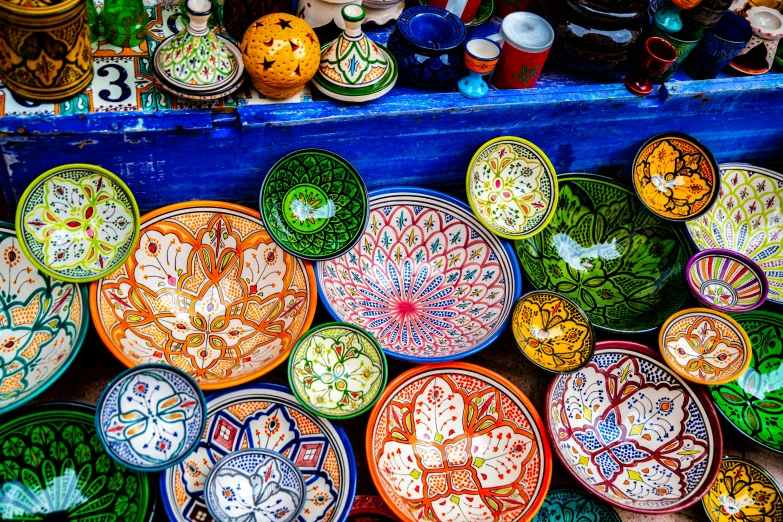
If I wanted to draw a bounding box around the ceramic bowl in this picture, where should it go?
[366,362,552,522]
[0,402,154,522]
[96,363,207,472]
[659,307,751,385]
[260,149,369,261]
[686,249,768,312]
[703,457,783,522]
[347,496,398,522]
[0,221,88,416]
[90,201,317,390]
[15,163,140,283]
[317,187,522,362]
[204,448,306,522]
[533,488,620,522]
[546,340,723,514]
[288,322,387,419]
[685,163,783,305]
[160,383,356,522]
[416,0,495,27]
[515,174,691,333]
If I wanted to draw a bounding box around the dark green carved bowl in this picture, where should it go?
[533,488,620,522]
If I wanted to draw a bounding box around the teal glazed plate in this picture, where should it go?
[260,149,369,261]
[0,402,154,521]
[533,488,620,522]
[515,174,691,333]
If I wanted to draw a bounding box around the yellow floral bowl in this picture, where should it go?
[702,457,783,522]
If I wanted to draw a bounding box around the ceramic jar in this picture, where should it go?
[224,0,290,40]
[684,0,735,27]
[651,22,704,81]
[730,6,783,73]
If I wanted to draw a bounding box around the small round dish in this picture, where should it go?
[204,449,306,522]
[466,136,559,240]
[15,163,140,283]
[260,149,369,262]
[347,496,398,522]
[288,322,387,420]
[511,290,595,373]
[632,132,720,221]
[686,249,769,312]
[96,363,207,472]
[659,308,752,385]
[533,488,620,522]
[702,457,783,522]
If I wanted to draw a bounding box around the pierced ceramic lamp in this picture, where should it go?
[655,0,705,33]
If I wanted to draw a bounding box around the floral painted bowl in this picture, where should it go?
[288,322,387,420]
[686,249,768,312]
[686,163,783,305]
[15,164,140,283]
[160,383,356,522]
[702,457,783,522]
[0,402,154,522]
[90,201,317,390]
[366,362,552,522]
[0,221,88,416]
[317,187,522,362]
[515,174,690,333]
[533,488,620,522]
[347,496,399,522]
[546,340,723,514]
[96,363,207,472]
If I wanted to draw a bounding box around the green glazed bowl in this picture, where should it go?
[533,488,620,522]
[515,175,691,332]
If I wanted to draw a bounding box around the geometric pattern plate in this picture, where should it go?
[702,457,783,522]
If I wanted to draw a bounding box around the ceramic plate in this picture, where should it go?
[347,496,398,522]
[466,136,559,240]
[533,488,620,522]
[0,221,88,416]
[702,457,783,522]
[366,362,552,522]
[546,341,723,514]
[260,149,369,261]
[90,201,317,390]
[317,187,522,362]
[0,402,154,522]
[288,322,387,420]
[685,163,783,305]
[632,132,719,221]
[160,383,356,522]
[15,164,140,283]
[416,0,495,26]
[686,249,768,312]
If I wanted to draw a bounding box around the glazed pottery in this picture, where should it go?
[533,488,620,522]
[0,402,154,521]
[546,340,723,514]
[387,6,467,88]
[730,7,783,74]
[732,0,783,13]
[659,308,751,385]
[466,136,559,239]
[96,364,207,472]
[632,132,720,221]
[515,175,691,333]
[317,187,522,362]
[15,164,140,283]
[624,37,678,96]
[458,37,502,98]
[433,0,494,27]
[90,201,317,390]
[0,0,93,102]
[0,222,88,416]
[160,383,356,522]
[366,363,552,522]
[224,0,290,40]
[685,164,783,305]
[312,5,398,103]
[702,458,783,522]
[102,0,149,49]
[178,0,220,25]
[686,249,768,312]
[259,149,369,261]
[288,322,387,419]
[241,13,320,99]
[650,23,705,82]
[654,0,704,34]
[511,290,595,373]
[709,310,783,454]
[204,449,306,522]
[347,496,398,522]
[686,10,753,78]
[684,0,736,27]
[489,11,554,90]
[427,0,482,24]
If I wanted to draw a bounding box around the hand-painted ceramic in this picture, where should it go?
[466,136,559,240]
[0,222,88,416]
[0,402,154,521]
[685,164,783,305]
[515,175,690,333]
[659,308,752,385]
[632,133,720,221]
[160,383,356,522]
[366,363,552,522]
[90,201,317,390]
[417,0,495,27]
[204,449,306,522]
[511,290,595,373]
[260,149,369,261]
[15,164,140,283]
[686,249,768,312]
[96,363,207,472]
[316,187,522,362]
[288,322,386,420]
[348,496,399,522]
[702,457,783,522]
[532,488,620,522]
[546,340,723,514]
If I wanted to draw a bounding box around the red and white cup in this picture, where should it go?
[427,0,481,24]
[488,12,554,90]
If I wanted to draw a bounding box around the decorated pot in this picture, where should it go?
[730,6,783,74]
